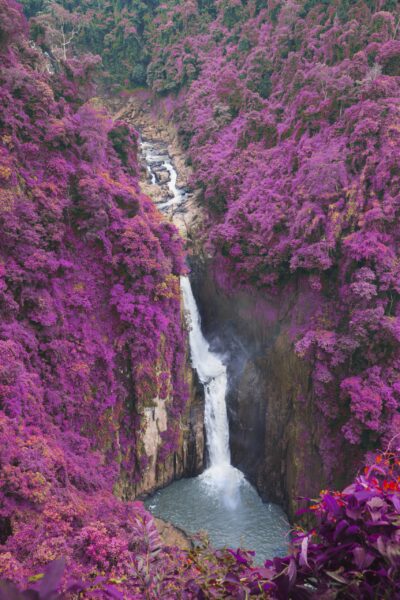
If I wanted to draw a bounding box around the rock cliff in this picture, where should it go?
[110,93,206,499]
[189,257,362,520]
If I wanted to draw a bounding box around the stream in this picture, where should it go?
[140,137,289,563]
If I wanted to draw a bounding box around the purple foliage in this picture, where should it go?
[0,0,188,590]
[1,0,400,597]
[148,0,400,478]
[4,451,400,598]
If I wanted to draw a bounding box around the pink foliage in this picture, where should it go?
[148,0,400,475]
[0,0,187,587]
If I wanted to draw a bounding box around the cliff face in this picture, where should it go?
[146,0,400,497]
[107,92,206,499]
[112,85,336,515]
[190,257,363,520]
[118,361,204,499]
[255,333,322,521]
[111,84,372,518]
[21,0,400,506]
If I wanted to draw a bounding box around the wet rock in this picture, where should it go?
[149,160,165,169]
[174,205,188,215]
[155,169,171,185]
[154,518,192,550]
[230,358,267,483]
[117,355,205,500]
[160,185,174,199]
[188,257,360,522]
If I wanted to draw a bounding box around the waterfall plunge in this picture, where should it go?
[181,276,244,506]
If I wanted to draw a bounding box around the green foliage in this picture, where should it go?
[18,0,45,18]
[257,70,273,99]
[22,0,162,86]
[198,0,217,18]
[221,1,243,29]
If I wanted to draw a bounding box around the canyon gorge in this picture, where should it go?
[0,0,399,598]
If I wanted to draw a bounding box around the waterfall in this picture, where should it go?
[140,137,244,503]
[142,136,290,551]
[181,276,244,504]
[181,276,230,467]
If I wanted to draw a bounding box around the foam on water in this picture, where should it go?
[146,475,289,562]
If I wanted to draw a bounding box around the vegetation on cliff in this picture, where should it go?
[0,0,399,597]
[2,451,400,598]
[0,0,187,588]
[147,0,400,481]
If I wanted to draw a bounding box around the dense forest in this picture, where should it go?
[25,0,400,468]
[0,0,400,597]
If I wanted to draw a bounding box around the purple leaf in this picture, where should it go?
[323,494,340,516]
[37,559,65,600]
[353,547,375,570]
[224,572,240,584]
[287,558,297,588]
[333,520,349,541]
[390,494,400,512]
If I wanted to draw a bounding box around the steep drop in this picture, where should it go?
[181,275,244,508]
[181,277,230,466]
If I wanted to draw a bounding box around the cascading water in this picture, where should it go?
[181,276,230,468]
[141,136,289,562]
[181,276,244,508]
[140,139,186,211]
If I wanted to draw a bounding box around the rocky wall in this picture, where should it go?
[188,256,355,521]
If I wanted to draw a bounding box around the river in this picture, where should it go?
[140,137,289,563]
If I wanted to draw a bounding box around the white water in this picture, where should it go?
[141,136,289,561]
[181,276,230,466]
[140,140,186,210]
[141,136,245,501]
[181,276,245,506]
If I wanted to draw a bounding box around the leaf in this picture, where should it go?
[333,519,349,542]
[287,558,297,588]
[37,558,65,600]
[353,547,375,570]
[299,536,310,568]
[28,575,44,584]
[353,490,375,503]
[323,494,340,516]
[389,493,400,512]
[326,570,349,584]
[224,572,240,584]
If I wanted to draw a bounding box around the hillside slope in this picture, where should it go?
[0,0,191,585]
[145,0,400,498]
